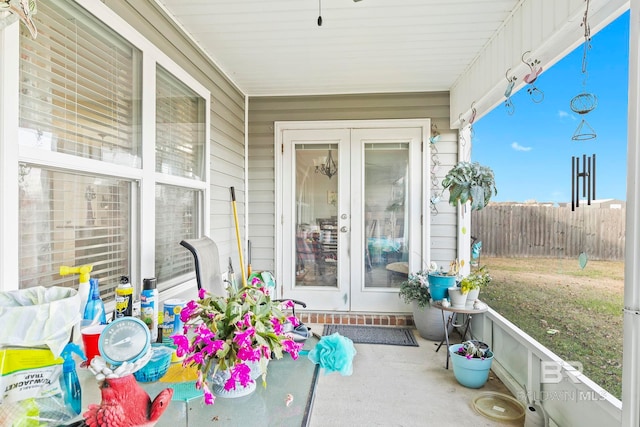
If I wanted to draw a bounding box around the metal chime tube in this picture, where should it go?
[572,156,576,211]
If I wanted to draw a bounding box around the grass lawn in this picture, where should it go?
[478,256,623,400]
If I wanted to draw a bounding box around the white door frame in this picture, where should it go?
[274,119,431,311]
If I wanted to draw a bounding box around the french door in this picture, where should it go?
[277,120,429,312]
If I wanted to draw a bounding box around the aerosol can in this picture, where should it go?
[140,277,158,341]
[114,275,133,318]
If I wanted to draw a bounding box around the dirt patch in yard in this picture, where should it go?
[478,257,624,400]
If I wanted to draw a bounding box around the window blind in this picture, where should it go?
[155,184,200,290]
[19,0,142,167]
[156,65,205,180]
[19,166,132,301]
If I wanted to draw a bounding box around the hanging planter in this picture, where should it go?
[441,161,497,211]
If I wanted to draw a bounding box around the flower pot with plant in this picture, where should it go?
[459,265,492,307]
[172,277,304,405]
[441,161,497,211]
[449,340,494,388]
[399,269,453,341]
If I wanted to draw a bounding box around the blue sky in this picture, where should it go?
[472,11,629,203]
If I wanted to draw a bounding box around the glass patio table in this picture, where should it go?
[76,333,320,427]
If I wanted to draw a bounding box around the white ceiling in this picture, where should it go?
[155,0,521,97]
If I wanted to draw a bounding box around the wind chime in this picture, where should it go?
[569,0,597,270]
[503,69,517,115]
[570,0,598,211]
[571,153,596,211]
[570,0,598,141]
[522,51,544,103]
[430,123,442,215]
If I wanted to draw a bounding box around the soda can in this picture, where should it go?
[114,276,133,318]
[162,299,187,345]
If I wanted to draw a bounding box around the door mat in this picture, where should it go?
[323,324,418,347]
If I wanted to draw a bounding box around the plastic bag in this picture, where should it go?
[0,348,76,426]
[0,287,80,426]
[0,287,80,357]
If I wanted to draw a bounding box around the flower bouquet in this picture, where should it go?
[172,277,304,405]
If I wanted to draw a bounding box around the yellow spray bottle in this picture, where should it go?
[60,264,93,319]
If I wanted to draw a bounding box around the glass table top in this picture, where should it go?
[76,333,320,427]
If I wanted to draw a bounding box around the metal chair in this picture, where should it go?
[181,236,311,341]
[180,236,227,297]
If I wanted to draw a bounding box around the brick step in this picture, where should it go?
[297,312,414,327]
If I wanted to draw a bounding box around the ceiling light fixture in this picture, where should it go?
[315,149,337,179]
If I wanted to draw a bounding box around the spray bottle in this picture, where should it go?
[60,264,93,319]
[60,342,86,415]
[84,278,107,325]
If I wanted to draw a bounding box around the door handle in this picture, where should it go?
[340,226,349,233]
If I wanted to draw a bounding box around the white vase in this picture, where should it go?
[207,359,264,398]
[465,288,480,308]
[448,287,468,309]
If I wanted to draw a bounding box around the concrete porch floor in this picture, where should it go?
[305,323,522,427]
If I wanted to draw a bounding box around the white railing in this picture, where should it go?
[469,308,622,426]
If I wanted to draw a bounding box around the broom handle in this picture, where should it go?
[230,187,248,287]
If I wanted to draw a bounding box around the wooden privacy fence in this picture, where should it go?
[470,204,625,261]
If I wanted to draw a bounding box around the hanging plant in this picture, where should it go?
[441,161,497,211]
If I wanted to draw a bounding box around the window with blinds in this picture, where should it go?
[18,166,132,301]
[17,0,140,298]
[155,184,201,290]
[155,65,206,289]
[19,0,142,167]
[156,65,205,180]
[14,0,209,298]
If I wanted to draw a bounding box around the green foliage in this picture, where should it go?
[398,270,432,308]
[454,340,492,359]
[459,265,492,291]
[441,161,497,210]
[179,277,302,401]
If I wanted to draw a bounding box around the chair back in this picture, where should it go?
[180,236,226,296]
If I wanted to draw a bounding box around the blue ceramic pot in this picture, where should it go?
[428,273,456,301]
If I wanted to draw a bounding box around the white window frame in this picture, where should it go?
[0,1,210,295]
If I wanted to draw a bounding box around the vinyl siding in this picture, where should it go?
[248,92,458,273]
[103,0,247,270]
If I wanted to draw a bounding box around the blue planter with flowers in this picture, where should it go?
[449,341,494,388]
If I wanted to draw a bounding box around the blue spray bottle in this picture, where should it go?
[84,278,107,325]
[60,342,86,415]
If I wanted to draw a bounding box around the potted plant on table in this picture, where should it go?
[172,277,304,405]
[441,161,497,211]
[459,265,492,308]
[449,340,494,388]
[399,268,453,341]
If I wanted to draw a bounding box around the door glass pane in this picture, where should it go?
[295,144,338,287]
[364,143,409,288]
